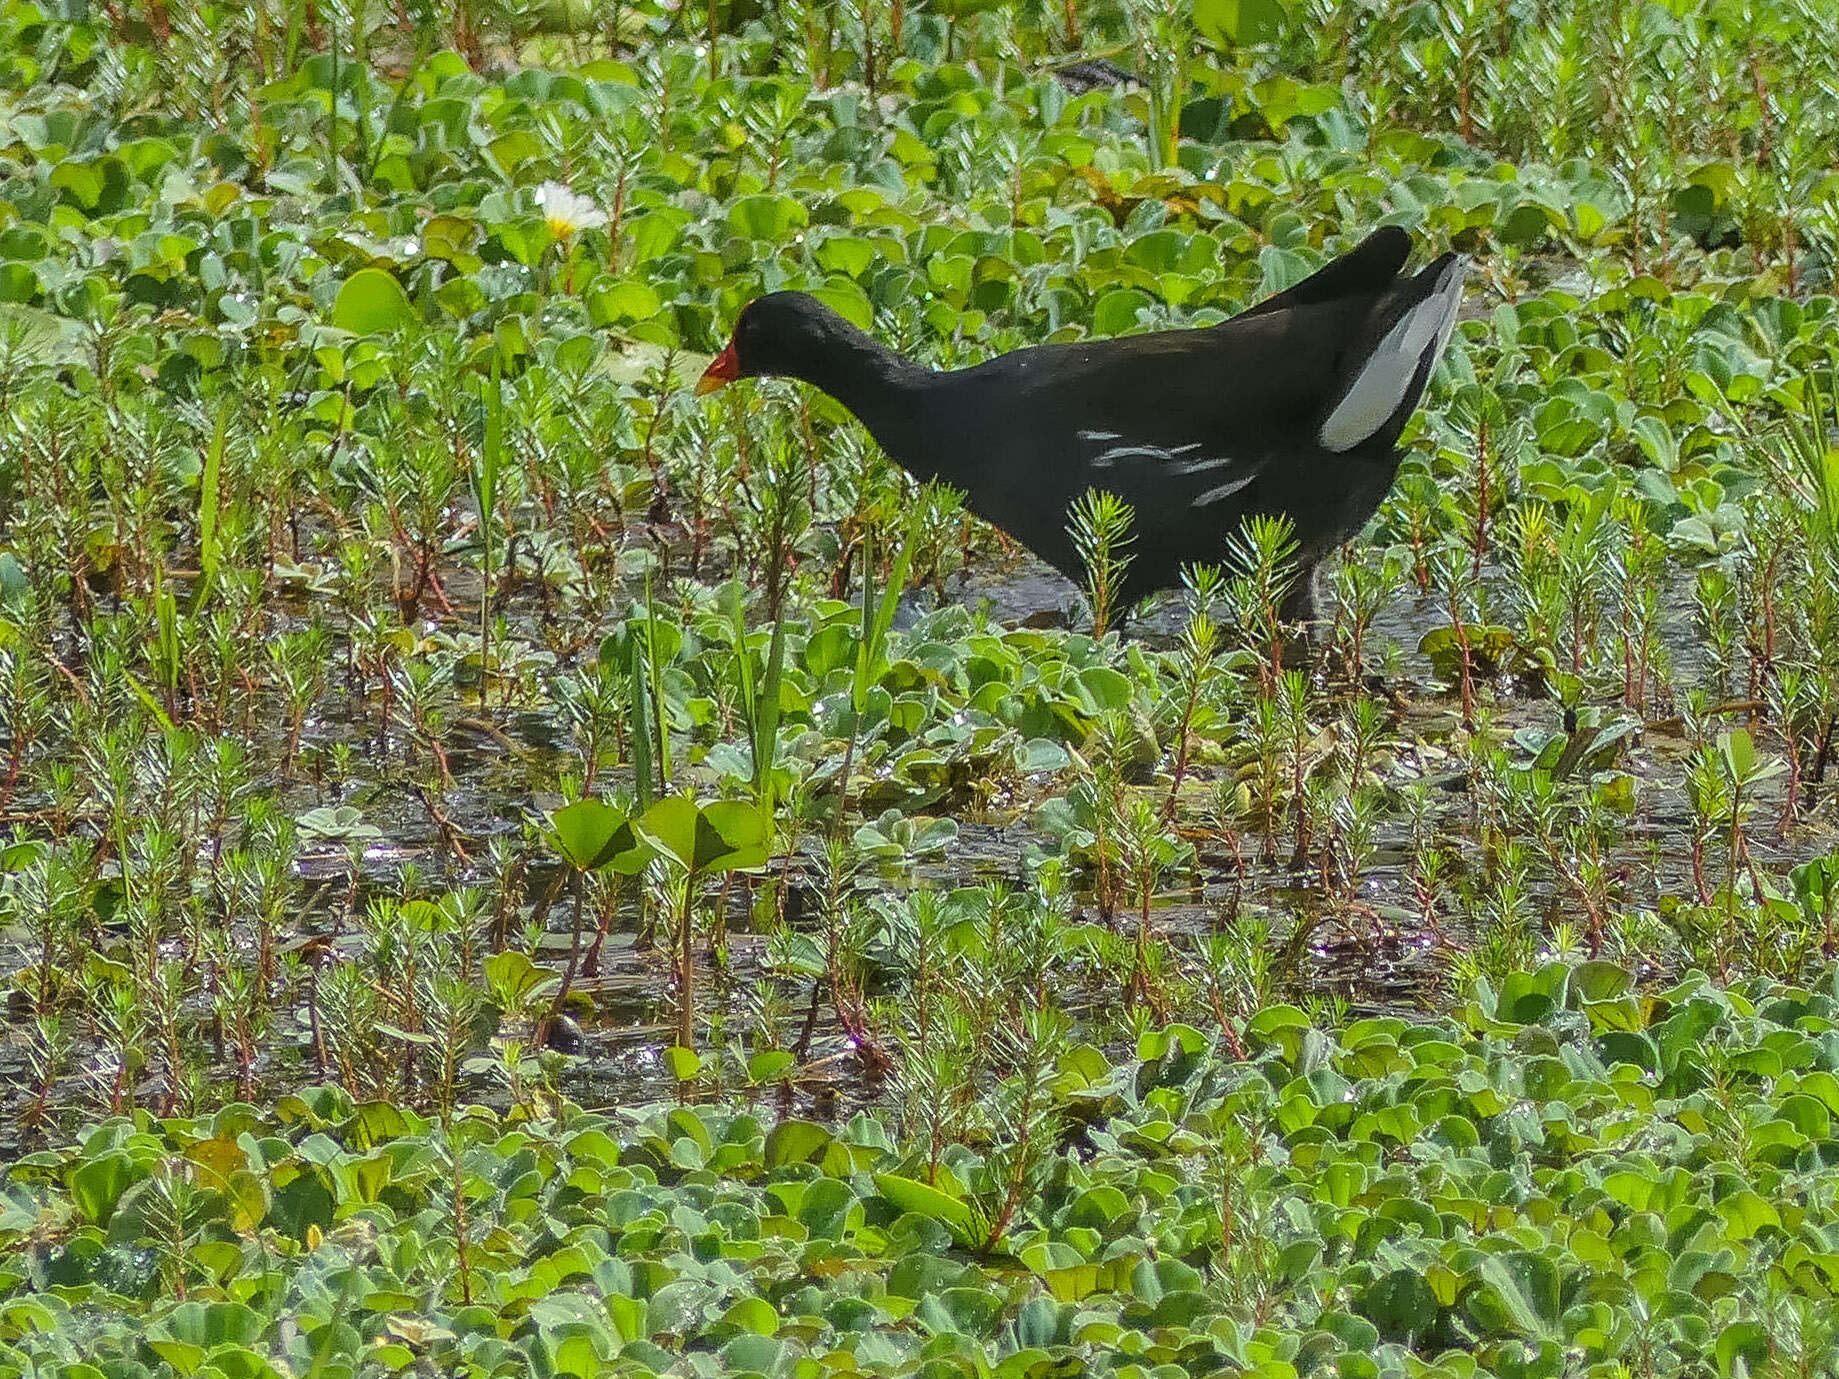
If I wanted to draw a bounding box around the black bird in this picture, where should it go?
[1052,57,1140,94]
[698,226,1467,621]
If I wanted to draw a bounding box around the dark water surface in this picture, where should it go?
[0,551,1826,1147]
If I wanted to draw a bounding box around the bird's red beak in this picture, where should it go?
[696,339,739,395]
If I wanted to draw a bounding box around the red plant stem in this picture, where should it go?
[1470,416,1490,593]
[452,1133,473,1304]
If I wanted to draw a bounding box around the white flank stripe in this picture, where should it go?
[1167,455,1234,477]
[1317,259,1467,453]
[1194,472,1259,506]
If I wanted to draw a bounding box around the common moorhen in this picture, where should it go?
[698,226,1467,621]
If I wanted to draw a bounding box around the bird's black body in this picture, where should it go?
[708,227,1467,619]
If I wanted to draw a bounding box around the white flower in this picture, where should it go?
[537,181,608,239]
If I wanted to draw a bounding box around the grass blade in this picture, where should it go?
[190,403,226,614]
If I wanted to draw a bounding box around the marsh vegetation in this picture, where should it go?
[3,1,1839,1374]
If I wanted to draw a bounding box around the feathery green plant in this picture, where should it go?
[1222,513,1298,692]
[1068,487,1136,638]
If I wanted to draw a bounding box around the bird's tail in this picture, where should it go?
[1316,252,1469,454]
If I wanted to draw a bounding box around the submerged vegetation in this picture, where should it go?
[3,0,1839,1372]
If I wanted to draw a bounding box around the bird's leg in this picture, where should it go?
[1277,563,1325,667]
[1279,562,1323,632]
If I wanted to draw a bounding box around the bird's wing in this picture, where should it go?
[1076,429,1268,509]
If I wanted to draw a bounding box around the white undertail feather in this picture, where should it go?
[1316,257,1468,453]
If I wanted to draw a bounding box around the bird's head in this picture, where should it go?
[696,292,858,395]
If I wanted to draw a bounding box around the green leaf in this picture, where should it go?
[492,219,552,269]
[628,624,655,809]
[637,795,768,875]
[754,609,788,802]
[853,514,918,716]
[1568,961,1633,1003]
[0,261,41,303]
[1722,727,1755,780]
[764,1119,832,1168]
[332,267,414,334]
[1244,1004,1310,1048]
[1499,201,1562,247]
[728,194,807,241]
[874,1172,979,1245]
[815,234,877,278]
[145,1339,204,1375]
[586,278,662,326]
[1137,1023,1207,1061]
[1075,665,1132,713]
[1092,287,1152,337]
[421,212,478,261]
[748,1050,795,1084]
[698,800,772,871]
[1195,0,1288,45]
[715,1297,780,1337]
[344,1101,412,1148]
[914,1286,1004,1337]
[1719,727,1783,787]
[0,302,89,366]
[1792,853,1839,924]
[1716,1188,1780,1240]
[811,280,874,331]
[483,950,559,1007]
[478,354,502,541]
[1357,1269,1441,1344]
[640,794,700,869]
[1464,1251,1563,1340]
[65,1152,142,1227]
[550,798,650,873]
[190,405,226,612]
[1716,1321,1770,1377]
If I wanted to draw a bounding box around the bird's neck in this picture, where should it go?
[792,329,935,460]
